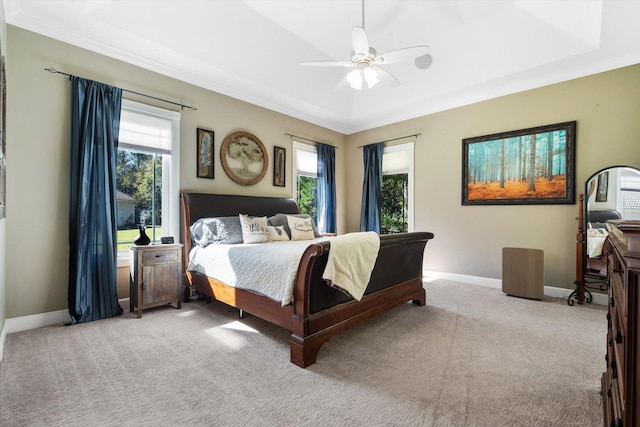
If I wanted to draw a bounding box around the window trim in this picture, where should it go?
[117,100,180,268]
[292,141,317,201]
[292,140,415,232]
[382,142,414,232]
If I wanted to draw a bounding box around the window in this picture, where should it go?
[116,100,180,263]
[618,168,640,220]
[381,142,414,234]
[293,140,414,234]
[293,141,318,224]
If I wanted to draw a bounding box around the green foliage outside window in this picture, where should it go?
[295,172,406,235]
[381,173,408,234]
[116,149,162,229]
[296,175,317,224]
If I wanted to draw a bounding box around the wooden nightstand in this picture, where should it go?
[129,243,183,318]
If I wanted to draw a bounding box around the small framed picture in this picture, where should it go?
[197,128,214,179]
[596,171,608,202]
[273,146,286,187]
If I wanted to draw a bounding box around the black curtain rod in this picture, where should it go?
[357,133,421,148]
[45,67,197,111]
[284,133,339,149]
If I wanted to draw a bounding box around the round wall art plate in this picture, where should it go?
[220,131,268,186]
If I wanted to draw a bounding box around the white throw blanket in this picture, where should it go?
[322,231,380,301]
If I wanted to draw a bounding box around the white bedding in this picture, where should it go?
[187,238,329,306]
[587,228,608,258]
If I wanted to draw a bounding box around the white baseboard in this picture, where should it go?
[4,309,70,334]
[423,270,608,306]
[2,298,131,337]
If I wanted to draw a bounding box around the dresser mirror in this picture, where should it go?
[569,165,640,305]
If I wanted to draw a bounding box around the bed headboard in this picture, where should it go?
[180,192,301,270]
[587,210,622,225]
[181,192,300,226]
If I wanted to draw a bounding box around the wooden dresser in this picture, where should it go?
[602,220,639,427]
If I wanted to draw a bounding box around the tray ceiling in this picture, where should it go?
[5,0,640,134]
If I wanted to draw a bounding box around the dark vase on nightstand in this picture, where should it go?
[134,225,151,246]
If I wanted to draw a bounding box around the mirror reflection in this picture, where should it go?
[571,166,640,306]
[586,166,640,276]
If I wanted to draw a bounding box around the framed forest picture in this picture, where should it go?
[462,121,576,205]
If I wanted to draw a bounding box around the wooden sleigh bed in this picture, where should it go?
[180,192,434,367]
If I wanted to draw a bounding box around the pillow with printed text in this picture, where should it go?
[286,215,315,241]
[239,214,270,244]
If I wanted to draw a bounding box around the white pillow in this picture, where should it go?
[239,214,270,244]
[267,225,289,241]
[286,215,315,241]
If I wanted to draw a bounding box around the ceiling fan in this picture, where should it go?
[301,0,433,90]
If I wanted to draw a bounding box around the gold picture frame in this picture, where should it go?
[220,131,268,186]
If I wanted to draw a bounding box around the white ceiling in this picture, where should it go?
[4,0,640,134]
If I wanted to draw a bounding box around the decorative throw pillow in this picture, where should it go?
[190,216,243,246]
[239,214,270,244]
[267,225,289,241]
[286,215,316,241]
[267,213,321,238]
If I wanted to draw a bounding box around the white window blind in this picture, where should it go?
[294,143,317,176]
[119,104,173,155]
[382,149,410,174]
[621,168,640,190]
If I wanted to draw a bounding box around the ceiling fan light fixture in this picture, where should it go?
[363,67,379,88]
[347,69,363,90]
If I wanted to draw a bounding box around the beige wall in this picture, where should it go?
[6,26,346,318]
[345,65,640,287]
[5,24,640,320]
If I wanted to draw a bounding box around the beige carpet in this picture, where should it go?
[0,280,606,426]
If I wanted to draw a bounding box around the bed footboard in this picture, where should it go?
[289,231,433,367]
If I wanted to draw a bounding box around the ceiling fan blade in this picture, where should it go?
[375,46,430,65]
[352,26,370,55]
[373,67,400,87]
[300,61,354,67]
[332,75,351,92]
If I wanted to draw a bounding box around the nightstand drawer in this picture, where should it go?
[141,248,179,265]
